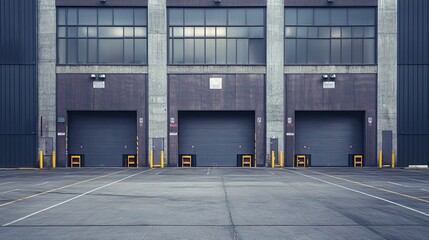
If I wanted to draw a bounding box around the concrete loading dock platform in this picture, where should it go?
[0,168,428,240]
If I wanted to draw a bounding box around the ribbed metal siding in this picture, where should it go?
[0,0,37,167]
[398,0,429,166]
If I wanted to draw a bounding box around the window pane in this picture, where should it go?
[58,8,66,25]
[99,27,123,38]
[173,39,183,64]
[184,39,194,63]
[308,27,318,38]
[78,39,87,63]
[249,39,265,64]
[247,9,264,25]
[206,9,227,25]
[68,27,77,37]
[88,27,97,37]
[341,39,351,64]
[99,39,123,63]
[79,8,97,25]
[68,9,77,25]
[314,9,329,26]
[228,27,247,38]
[297,27,307,38]
[124,39,134,63]
[285,39,296,64]
[364,27,375,38]
[331,27,341,38]
[363,39,375,64]
[114,8,134,25]
[67,39,77,63]
[168,39,173,64]
[285,9,297,25]
[185,9,204,26]
[352,39,363,64]
[297,9,313,26]
[248,27,264,38]
[135,39,147,63]
[228,9,245,26]
[124,27,133,37]
[169,9,183,25]
[205,39,216,64]
[331,39,341,64]
[352,27,364,38]
[206,27,216,37]
[308,39,330,64]
[78,27,87,37]
[98,9,113,25]
[134,9,147,25]
[217,27,226,37]
[237,39,248,64]
[349,8,375,26]
[319,27,330,38]
[195,39,205,64]
[184,27,194,37]
[296,39,307,64]
[58,39,66,64]
[342,27,351,38]
[173,27,183,37]
[88,39,97,63]
[285,27,296,38]
[195,27,205,37]
[331,9,347,25]
[216,39,226,64]
[227,39,237,64]
[58,27,66,37]
[135,27,146,37]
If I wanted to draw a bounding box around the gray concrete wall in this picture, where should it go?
[56,66,148,74]
[148,0,168,165]
[377,0,397,163]
[285,66,378,74]
[38,0,57,167]
[266,0,285,164]
[168,66,266,74]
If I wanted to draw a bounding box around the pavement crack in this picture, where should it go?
[221,176,239,240]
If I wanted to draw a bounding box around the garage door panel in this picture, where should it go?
[68,111,136,167]
[296,111,364,167]
[179,111,255,167]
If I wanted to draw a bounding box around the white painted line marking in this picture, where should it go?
[0,189,21,194]
[0,182,12,186]
[388,182,412,188]
[2,169,152,227]
[421,189,429,192]
[32,182,49,187]
[287,170,429,218]
[155,170,164,175]
[267,171,276,175]
[207,167,211,175]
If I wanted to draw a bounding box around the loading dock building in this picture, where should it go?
[0,0,426,168]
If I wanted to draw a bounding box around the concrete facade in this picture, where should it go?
[38,0,57,167]
[377,0,397,162]
[266,0,285,162]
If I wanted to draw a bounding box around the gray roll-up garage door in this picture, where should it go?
[295,111,364,167]
[179,111,255,167]
[68,111,136,167]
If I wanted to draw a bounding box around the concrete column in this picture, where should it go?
[377,0,397,160]
[266,0,285,164]
[148,0,168,164]
[38,0,57,167]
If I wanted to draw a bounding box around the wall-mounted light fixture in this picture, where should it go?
[327,0,334,3]
[322,74,329,80]
[214,0,221,4]
[330,74,336,79]
[99,74,106,80]
[90,74,97,80]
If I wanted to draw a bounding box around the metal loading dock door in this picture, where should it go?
[295,111,364,167]
[68,111,137,167]
[178,111,255,167]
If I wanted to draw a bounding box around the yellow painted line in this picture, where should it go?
[307,169,429,204]
[0,169,128,208]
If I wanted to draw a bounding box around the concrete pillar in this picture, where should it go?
[148,0,168,164]
[266,0,285,164]
[38,0,57,167]
[377,0,397,161]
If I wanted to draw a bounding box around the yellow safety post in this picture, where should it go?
[52,151,56,169]
[379,151,382,168]
[392,151,395,168]
[160,151,164,168]
[280,151,284,167]
[39,151,43,169]
[136,136,139,167]
[149,151,153,168]
[254,154,257,168]
[271,151,275,168]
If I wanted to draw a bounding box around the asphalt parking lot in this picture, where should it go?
[0,167,428,240]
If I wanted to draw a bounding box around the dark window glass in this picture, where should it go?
[319,27,330,38]
[297,27,307,38]
[249,39,265,64]
[185,9,204,26]
[296,39,307,64]
[285,9,297,25]
[285,39,296,64]
[185,39,194,63]
[363,39,375,64]
[114,9,133,25]
[364,27,375,38]
[228,9,245,25]
[348,8,375,26]
[173,39,184,64]
[79,8,97,25]
[237,39,248,64]
[308,39,330,64]
[57,7,147,64]
[352,27,364,38]
[331,9,347,25]
[216,39,227,64]
[195,39,205,64]
[297,9,313,25]
[341,39,352,64]
[314,9,329,26]
[352,39,363,64]
[168,39,173,64]
[206,39,216,64]
[228,27,248,38]
[169,9,183,25]
[342,27,351,38]
[308,27,318,38]
[227,39,237,64]
[331,39,341,64]
[207,9,227,25]
[247,9,264,25]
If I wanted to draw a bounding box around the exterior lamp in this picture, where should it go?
[90,74,97,80]
[99,74,106,80]
[322,74,329,80]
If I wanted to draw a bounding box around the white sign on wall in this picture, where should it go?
[209,77,222,89]
[93,81,105,89]
[323,81,335,89]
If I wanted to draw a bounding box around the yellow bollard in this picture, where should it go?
[280,151,284,167]
[39,151,43,169]
[160,151,164,168]
[52,151,56,169]
[392,151,395,168]
[379,151,382,168]
[149,151,153,168]
[271,151,275,168]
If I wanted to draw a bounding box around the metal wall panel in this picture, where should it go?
[398,0,429,166]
